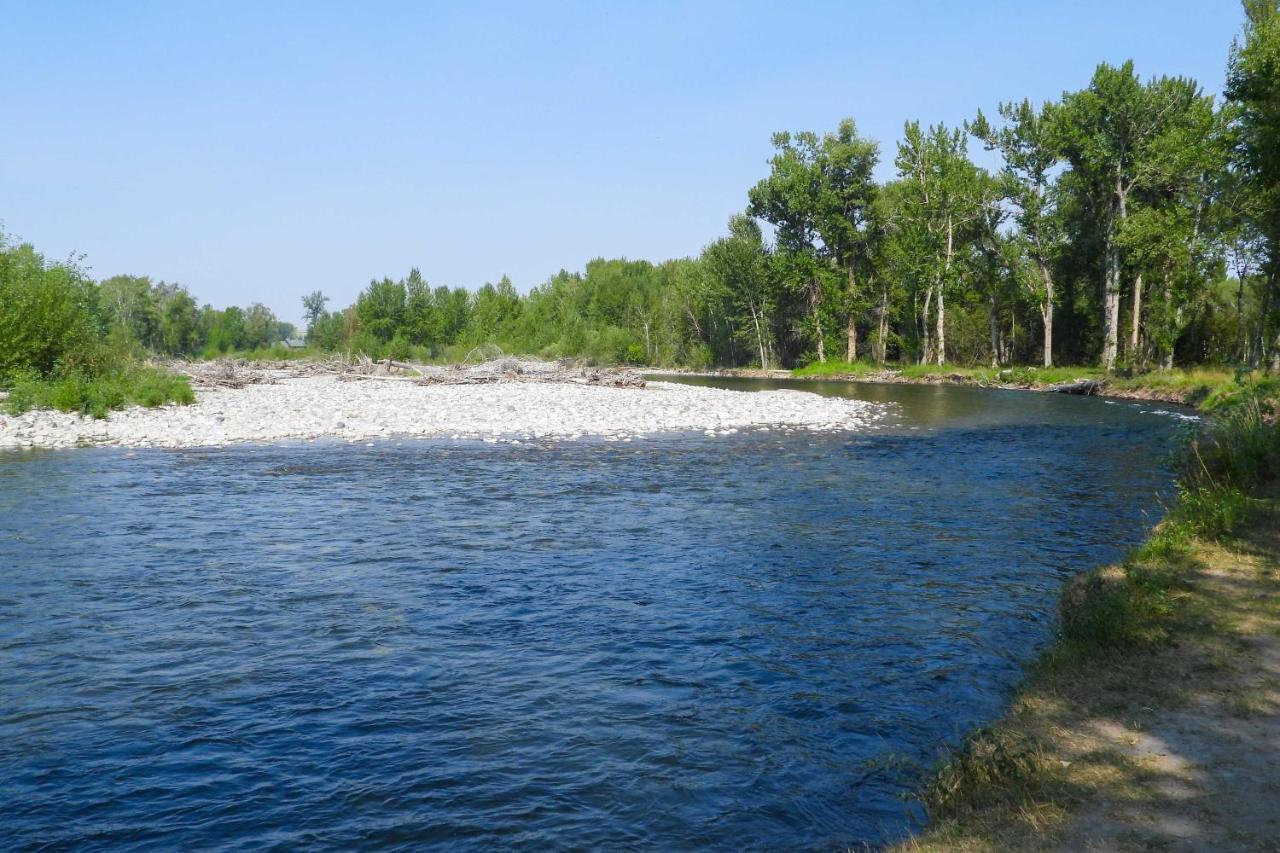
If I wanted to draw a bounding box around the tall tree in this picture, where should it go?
[748,131,831,362]
[302,291,329,334]
[895,121,988,365]
[1054,61,1212,371]
[813,120,880,362]
[970,100,1061,366]
[1226,0,1280,370]
[703,215,777,367]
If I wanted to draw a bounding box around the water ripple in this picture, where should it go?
[0,387,1180,849]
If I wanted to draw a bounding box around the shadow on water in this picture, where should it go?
[0,380,1188,849]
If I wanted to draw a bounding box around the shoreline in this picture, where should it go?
[0,376,888,451]
[895,485,1280,851]
[647,366,1210,408]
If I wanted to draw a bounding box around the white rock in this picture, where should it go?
[0,377,889,451]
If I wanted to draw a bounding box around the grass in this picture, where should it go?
[895,381,1280,851]
[4,365,194,419]
[790,360,1255,408]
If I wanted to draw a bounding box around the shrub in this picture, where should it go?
[4,366,193,419]
[0,241,98,383]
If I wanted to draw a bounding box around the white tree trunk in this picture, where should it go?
[1102,181,1126,372]
[846,265,858,363]
[749,301,767,369]
[811,279,825,363]
[1129,272,1143,361]
[920,283,934,365]
[936,217,952,366]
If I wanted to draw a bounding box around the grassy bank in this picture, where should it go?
[896,388,1280,850]
[3,364,194,419]
[791,361,1247,407]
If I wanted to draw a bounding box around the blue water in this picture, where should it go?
[0,381,1187,849]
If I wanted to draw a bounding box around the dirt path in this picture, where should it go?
[1058,521,1280,851]
[902,490,1280,852]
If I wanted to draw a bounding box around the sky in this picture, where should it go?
[0,1,1247,327]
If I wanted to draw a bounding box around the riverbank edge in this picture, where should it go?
[890,422,1280,849]
[647,364,1233,408]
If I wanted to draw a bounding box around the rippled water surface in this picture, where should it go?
[0,381,1190,849]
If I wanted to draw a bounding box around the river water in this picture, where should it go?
[0,380,1191,849]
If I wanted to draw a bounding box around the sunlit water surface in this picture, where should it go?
[0,380,1191,849]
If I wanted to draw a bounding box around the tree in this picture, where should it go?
[813,120,880,362]
[702,215,777,367]
[242,303,279,349]
[302,291,329,335]
[894,121,989,365]
[152,283,201,355]
[1053,62,1213,371]
[98,274,158,346]
[355,278,407,342]
[748,131,832,362]
[970,100,1061,366]
[0,237,97,379]
[1226,0,1280,370]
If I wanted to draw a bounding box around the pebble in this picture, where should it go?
[0,378,890,451]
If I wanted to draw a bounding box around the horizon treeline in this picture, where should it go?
[4,2,1278,375]
[301,2,1279,372]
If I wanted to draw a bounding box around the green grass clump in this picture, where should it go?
[922,728,1047,820]
[791,359,884,378]
[4,366,194,419]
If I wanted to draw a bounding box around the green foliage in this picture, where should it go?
[0,239,98,381]
[922,728,1046,819]
[5,366,194,419]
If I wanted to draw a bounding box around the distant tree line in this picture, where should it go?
[0,242,296,382]
[303,3,1280,373]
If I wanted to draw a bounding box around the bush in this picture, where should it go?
[4,366,194,419]
[923,727,1046,819]
[0,241,99,382]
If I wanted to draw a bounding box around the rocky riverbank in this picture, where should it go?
[0,376,889,450]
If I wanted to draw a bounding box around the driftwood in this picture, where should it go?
[1045,379,1107,396]
[166,353,646,390]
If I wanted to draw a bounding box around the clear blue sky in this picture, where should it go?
[1,1,1245,326]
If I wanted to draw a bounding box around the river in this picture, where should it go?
[0,380,1191,849]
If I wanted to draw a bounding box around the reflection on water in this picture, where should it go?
[0,382,1184,849]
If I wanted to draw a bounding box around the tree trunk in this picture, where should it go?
[1129,272,1143,361]
[1034,253,1055,368]
[988,294,1001,367]
[811,279,825,363]
[1236,274,1248,364]
[749,301,767,369]
[846,264,857,363]
[920,283,934,365]
[1041,302,1053,368]
[876,280,889,364]
[1266,271,1280,373]
[1160,270,1175,371]
[1102,180,1126,372]
[936,217,952,366]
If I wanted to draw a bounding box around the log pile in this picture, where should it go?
[166,354,646,390]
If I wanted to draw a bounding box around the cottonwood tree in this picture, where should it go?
[703,215,777,367]
[1226,0,1280,370]
[1054,62,1213,371]
[894,121,989,365]
[812,120,880,362]
[302,291,329,333]
[748,131,833,362]
[970,100,1061,366]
